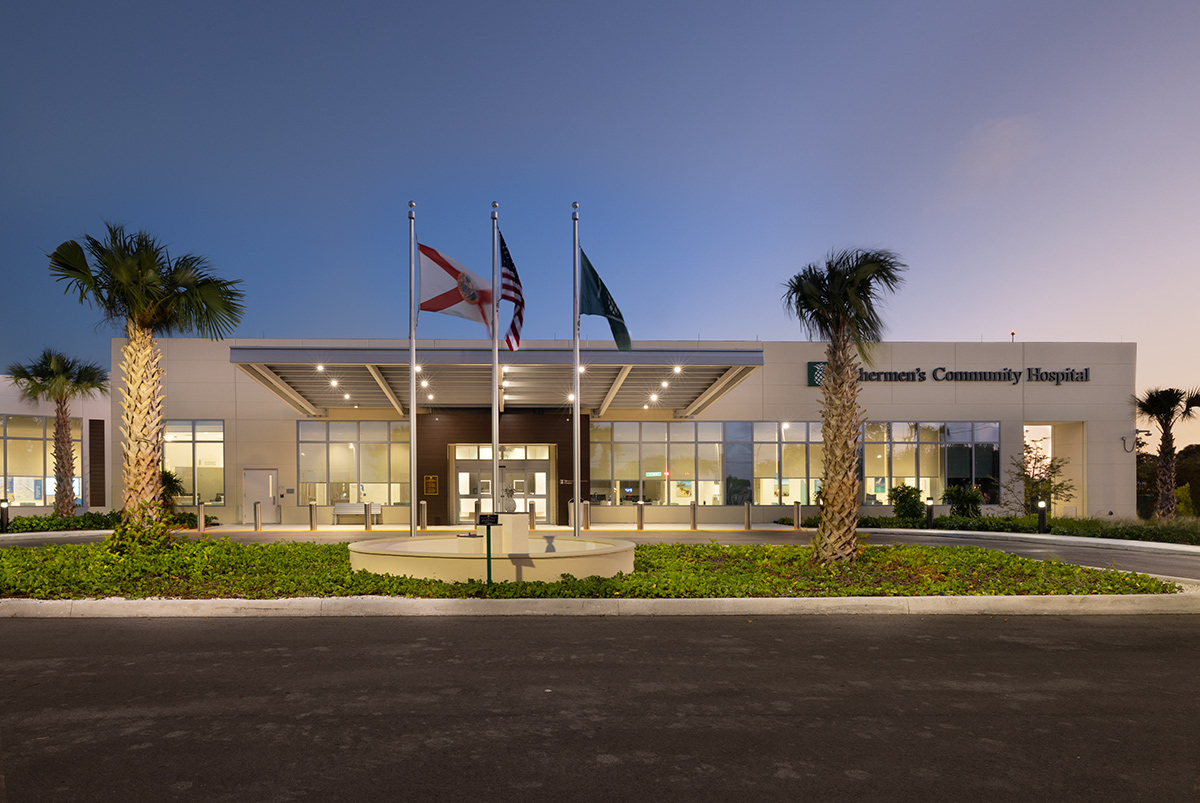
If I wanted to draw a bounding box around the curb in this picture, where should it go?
[3,592,1199,618]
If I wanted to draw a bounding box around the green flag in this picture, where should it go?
[580,249,632,351]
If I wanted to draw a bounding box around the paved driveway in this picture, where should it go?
[2,615,1198,802]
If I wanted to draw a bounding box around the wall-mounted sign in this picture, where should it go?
[423,475,439,495]
[807,362,1091,387]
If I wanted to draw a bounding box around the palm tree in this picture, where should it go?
[48,224,244,522]
[783,249,906,562]
[7,350,108,517]
[1134,387,1200,519]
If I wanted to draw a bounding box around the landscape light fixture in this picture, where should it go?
[925,496,934,528]
[1036,498,1048,533]
[0,498,8,534]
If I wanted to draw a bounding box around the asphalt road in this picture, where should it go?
[2,615,1198,802]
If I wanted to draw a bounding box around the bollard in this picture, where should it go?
[925,497,934,529]
[363,501,372,531]
[419,500,427,530]
[309,501,318,532]
[529,501,536,530]
[198,502,206,534]
[474,498,482,525]
[636,500,644,530]
[793,501,801,530]
[690,500,697,531]
[582,500,590,530]
[744,501,752,531]
[253,501,262,532]
[1037,499,1047,534]
[1,498,9,534]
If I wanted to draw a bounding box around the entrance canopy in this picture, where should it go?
[230,342,762,419]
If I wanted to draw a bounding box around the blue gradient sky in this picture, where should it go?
[3,1,1198,442]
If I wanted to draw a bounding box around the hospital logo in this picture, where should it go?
[807,362,827,387]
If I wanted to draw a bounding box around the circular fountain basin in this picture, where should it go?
[348,534,636,583]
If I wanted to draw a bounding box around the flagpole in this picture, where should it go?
[572,202,581,538]
[491,202,500,519]
[408,201,418,537]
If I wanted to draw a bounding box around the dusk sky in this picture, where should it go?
[3,1,1199,444]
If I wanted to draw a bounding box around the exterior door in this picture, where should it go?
[242,469,280,524]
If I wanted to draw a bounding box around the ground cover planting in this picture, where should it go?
[0,540,1177,600]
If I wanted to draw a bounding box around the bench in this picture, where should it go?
[333,502,382,524]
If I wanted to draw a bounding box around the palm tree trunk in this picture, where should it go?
[815,332,863,562]
[1156,427,1177,519]
[53,397,75,518]
[120,322,165,520]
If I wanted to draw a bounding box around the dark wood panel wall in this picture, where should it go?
[415,410,590,525]
[88,419,105,508]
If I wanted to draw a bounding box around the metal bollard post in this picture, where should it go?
[419,500,428,530]
[474,498,482,525]
[253,501,262,532]
[363,501,372,531]
[636,500,644,530]
[690,500,697,531]
[582,500,590,530]
[529,502,536,531]
[744,501,752,531]
[198,502,206,534]
[794,501,801,530]
[309,501,318,532]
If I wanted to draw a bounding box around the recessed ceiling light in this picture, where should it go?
[673,365,682,374]
[330,379,338,387]
[316,364,324,372]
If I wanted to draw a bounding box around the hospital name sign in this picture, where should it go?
[807,363,1090,387]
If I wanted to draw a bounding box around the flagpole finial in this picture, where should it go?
[408,201,416,208]
[492,201,498,209]
[572,202,579,209]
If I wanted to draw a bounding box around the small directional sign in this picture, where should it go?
[478,514,499,526]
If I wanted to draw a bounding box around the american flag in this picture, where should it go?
[498,231,524,351]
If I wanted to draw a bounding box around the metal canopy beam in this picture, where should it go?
[366,364,405,417]
[597,365,632,418]
[681,365,758,417]
[238,364,324,417]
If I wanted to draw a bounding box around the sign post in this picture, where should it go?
[479,513,499,586]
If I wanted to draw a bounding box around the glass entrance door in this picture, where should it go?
[452,443,554,525]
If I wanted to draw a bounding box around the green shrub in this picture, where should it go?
[7,510,122,533]
[942,485,984,518]
[887,484,926,520]
[1176,484,1195,517]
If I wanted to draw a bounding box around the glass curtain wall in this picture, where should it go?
[297,420,410,506]
[1,414,82,507]
[163,420,225,506]
[589,420,999,506]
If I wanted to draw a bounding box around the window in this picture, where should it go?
[1,414,83,507]
[296,420,410,506]
[163,420,225,506]
[586,419,1001,507]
